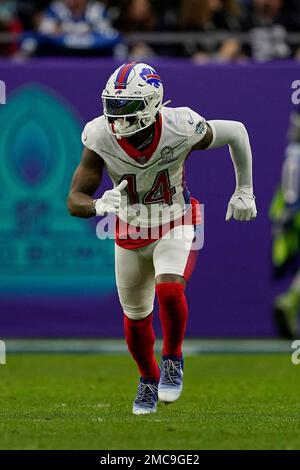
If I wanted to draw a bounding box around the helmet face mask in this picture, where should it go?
[101,63,164,139]
[102,93,159,138]
[104,97,145,116]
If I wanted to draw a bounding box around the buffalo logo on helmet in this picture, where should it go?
[139,67,161,89]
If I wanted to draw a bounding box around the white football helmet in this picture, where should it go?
[101,62,165,139]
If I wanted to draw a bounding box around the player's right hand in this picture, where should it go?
[95,180,128,216]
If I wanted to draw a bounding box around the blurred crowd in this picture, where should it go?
[1,0,300,61]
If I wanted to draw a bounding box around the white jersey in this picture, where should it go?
[82,106,207,227]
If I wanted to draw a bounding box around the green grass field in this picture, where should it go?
[1,353,300,450]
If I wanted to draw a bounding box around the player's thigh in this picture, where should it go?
[153,225,198,281]
[115,243,155,319]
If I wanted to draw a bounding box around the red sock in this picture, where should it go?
[124,313,160,382]
[156,283,188,358]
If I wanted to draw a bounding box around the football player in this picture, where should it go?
[271,106,300,338]
[67,62,257,415]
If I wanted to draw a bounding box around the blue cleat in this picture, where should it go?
[158,356,184,403]
[132,378,159,415]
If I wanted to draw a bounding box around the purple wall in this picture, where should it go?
[0,58,298,337]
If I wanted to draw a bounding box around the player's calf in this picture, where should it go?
[155,282,187,403]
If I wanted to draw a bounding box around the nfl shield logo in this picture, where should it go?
[137,156,147,165]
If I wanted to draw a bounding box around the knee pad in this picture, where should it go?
[123,309,152,321]
[118,287,153,320]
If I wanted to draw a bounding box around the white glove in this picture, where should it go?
[94,180,128,216]
[226,187,257,222]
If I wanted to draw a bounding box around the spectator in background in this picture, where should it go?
[0,0,22,56]
[117,0,157,33]
[180,0,245,32]
[34,0,121,56]
[247,0,291,60]
[151,0,180,32]
[269,0,300,32]
[180,0,246,62]
[116,0,157,58]
[17,1,48,31]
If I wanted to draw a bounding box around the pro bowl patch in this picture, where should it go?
[159,146,178,165]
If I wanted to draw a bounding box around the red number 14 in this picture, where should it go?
[119,169,176,206]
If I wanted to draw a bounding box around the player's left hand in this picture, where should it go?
[226,187,257,222]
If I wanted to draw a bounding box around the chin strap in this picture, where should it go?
[114,118,139,140]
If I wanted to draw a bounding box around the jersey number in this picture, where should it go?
[120,170,176,206]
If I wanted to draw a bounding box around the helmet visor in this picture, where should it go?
[104,98,145,117]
